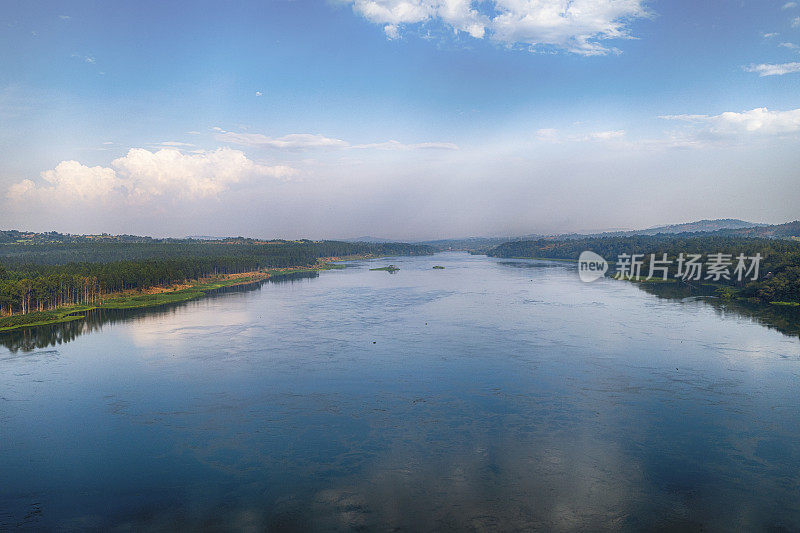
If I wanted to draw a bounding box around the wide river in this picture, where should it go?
[2,253,800,531]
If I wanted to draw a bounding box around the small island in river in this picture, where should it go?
[370,265,400,272]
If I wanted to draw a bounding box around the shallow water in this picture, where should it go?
[2,253,800,531]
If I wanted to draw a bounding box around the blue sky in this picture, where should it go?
[2,0,799,239]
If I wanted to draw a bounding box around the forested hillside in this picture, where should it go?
[488,236,800,304]
[0,239,432,316]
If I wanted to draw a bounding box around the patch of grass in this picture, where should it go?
[100,289,206,309]
[0,304,97,331]
[370,265,400,272]
[771,301,800,307]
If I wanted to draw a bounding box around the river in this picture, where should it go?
[2,253,799,530]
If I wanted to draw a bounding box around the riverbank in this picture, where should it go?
[0,260,347,332]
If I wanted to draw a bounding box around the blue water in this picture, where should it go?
[2,253,800,530]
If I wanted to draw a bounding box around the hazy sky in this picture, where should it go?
[1,0,799,240]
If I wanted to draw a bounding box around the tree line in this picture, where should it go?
[0,240,433,316]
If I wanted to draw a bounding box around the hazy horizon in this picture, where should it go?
[0,215,789,243]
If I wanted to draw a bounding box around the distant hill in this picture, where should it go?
[637,219,766,235]
[344,236,400,243]
[543,219,771,241]
[0,230,156,244]
[419,237,526,252]
[718,220,800,239]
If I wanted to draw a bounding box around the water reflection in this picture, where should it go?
[636,281,800,338]
[0,271,319,353]
[499,259,800,339]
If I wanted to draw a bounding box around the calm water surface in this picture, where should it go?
[2,253,800,531]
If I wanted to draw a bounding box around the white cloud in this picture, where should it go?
[216,128,459,151]
[255,91,263,96]
[535,128,625,142]
[535,128,560,141]
[779,42,799,49]
[158,141,196,147]
[384,24,401,39]
[743,62,800,76]
[793,16,800,27]
[113,148,294,200]
[8,161,118,202]
[217,131,349,149]
[59,15,71,20]
[784,1,797,8]
[351,140,459,150]
[585,130,626,141]
[660,107,800,136]
[351,0,435,25]
[345,0,649,55]
[763,32,779,38]
[7,148,296,205]
[433,0,487,38]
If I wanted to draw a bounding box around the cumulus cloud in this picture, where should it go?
[784,1,798,8]
[743,62,800,76]
[660,107,800,136]
[8,161,117,203]
[6,148,295,205]
[345,0,649,55]
[216,128,459,151]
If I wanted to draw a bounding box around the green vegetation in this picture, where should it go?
[0,235,433,329]
[432,265,445,269]
[0,308,89,331]
[370,264,400,272]
[488,235,800,304]
[0,272,263,331]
